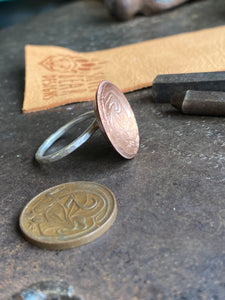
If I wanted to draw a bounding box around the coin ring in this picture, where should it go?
[19,181,117,250]
[35,81,139,163]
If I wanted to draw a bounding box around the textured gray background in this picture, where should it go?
[1,0,225,299]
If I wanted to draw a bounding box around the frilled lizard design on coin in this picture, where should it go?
[95,81,139,159]
[20,182,117,250]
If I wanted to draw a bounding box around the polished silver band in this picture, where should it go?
[35,111,99,164]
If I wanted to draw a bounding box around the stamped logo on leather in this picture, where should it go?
[39,55,106,101]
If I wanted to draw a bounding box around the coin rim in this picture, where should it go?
[19,181,117,250]
[94,81,139,159]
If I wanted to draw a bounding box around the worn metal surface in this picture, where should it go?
[10,280,82,300]
[35,111,98,164]
[178,90,225,116]
[94,81,139,159]
[104,0,189,20]
[19,182,117,250]
[1,0,225,299]
[152,71,225,105]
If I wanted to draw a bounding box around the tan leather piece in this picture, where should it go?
[23,26,225,112]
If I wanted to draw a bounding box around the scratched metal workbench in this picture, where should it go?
[1,0,225,299]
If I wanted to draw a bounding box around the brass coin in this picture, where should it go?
[94,81,139,159]
[19,182,117,250]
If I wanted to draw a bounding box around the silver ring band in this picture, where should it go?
[35,111,99,164]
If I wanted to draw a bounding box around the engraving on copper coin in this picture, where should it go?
[19,182,117,250]
[94,81,139,159]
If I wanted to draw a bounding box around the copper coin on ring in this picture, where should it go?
[19,181,117,250]
[95,81,139,159]
[35,81,139,163]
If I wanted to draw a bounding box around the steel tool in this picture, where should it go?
[152,71,225,104]
[172,90,225,116]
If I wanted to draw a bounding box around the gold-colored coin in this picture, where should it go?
[19,182,117,250]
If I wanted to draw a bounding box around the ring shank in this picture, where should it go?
[35,111,98,163]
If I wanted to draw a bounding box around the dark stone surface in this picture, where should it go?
[1,0,225,299]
